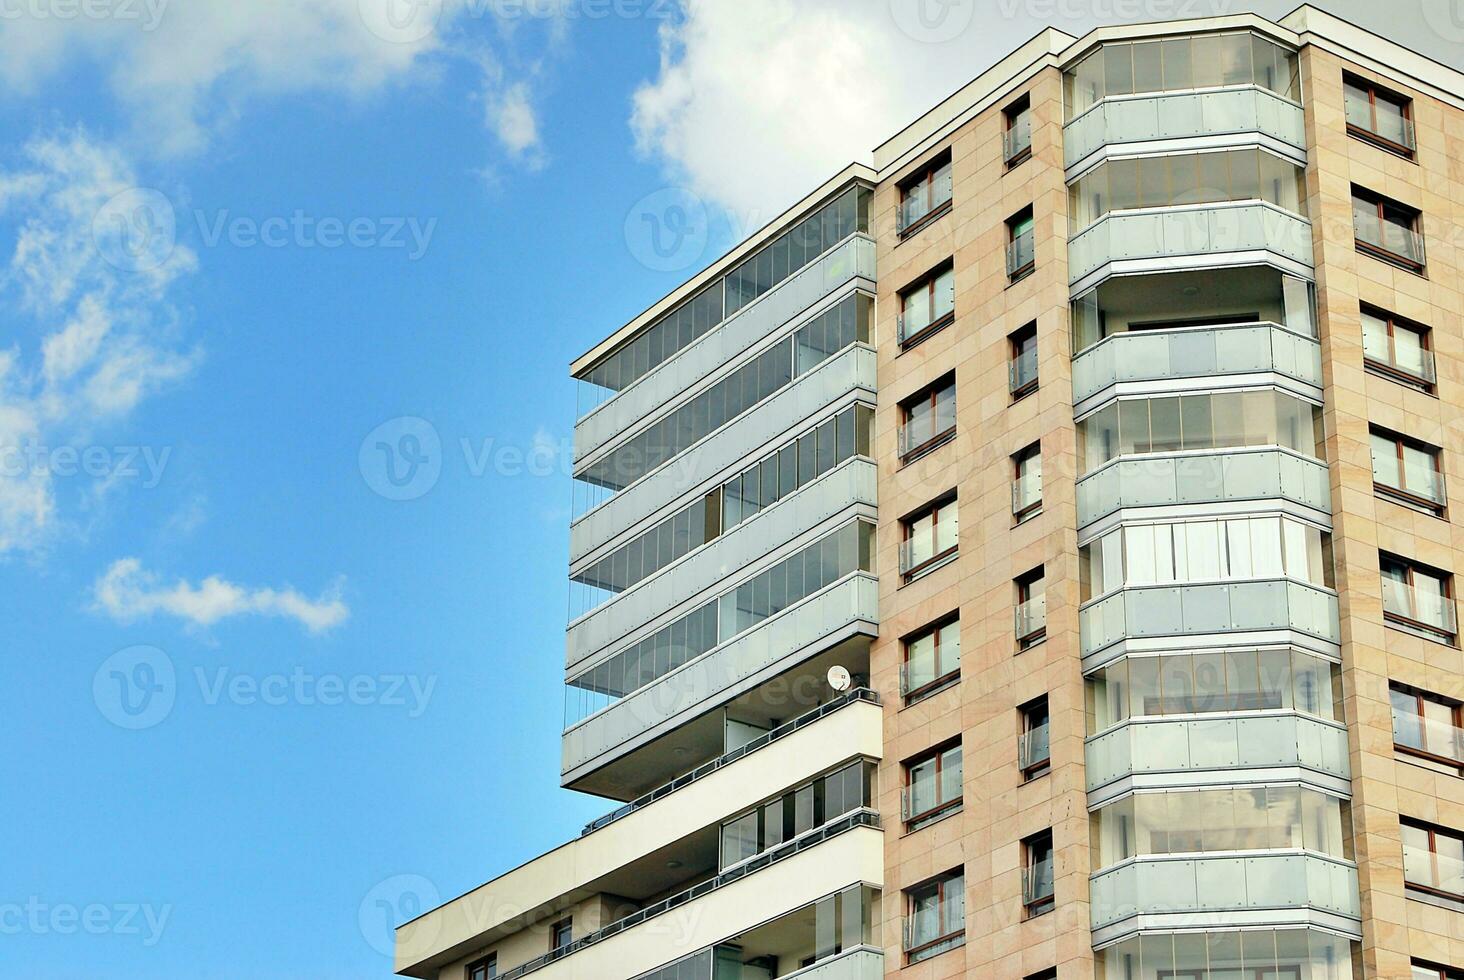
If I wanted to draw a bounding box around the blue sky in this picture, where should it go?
[0,0,1450,976]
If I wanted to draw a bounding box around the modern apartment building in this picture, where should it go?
[395,6,1464,979]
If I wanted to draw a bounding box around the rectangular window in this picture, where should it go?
[1344,73,1415,156]
[1013,442,1042,521]
[467,954,497,980]
[898,154,953,237]
[1370,427,1445,512]
[897,263,955,347]
[1004,94,1032,167]
[1362,305,1434,390]
[1016,567,1047,651]
[550,919,572,952]
[1007,208,1035,281]
[1019,695,1051,781]
[1391,684,1464,770]
[904,870,965,963]
[1022,831,1055,918]
[1414,961,1464,980]
[902,615,960,701]
[1382,553,1457,643]
[1353,186,1425,272]
[904,741,962,829]
[901,495,958,580]
[718,760,873,870]
[1403,820,1464,899]
[898,375,956,462]
[1010,321,1039,399]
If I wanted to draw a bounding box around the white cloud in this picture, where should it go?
[93,557,350,634]
[0,129,199,554]
[489,81,544,164]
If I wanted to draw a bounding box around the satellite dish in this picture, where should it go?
[826,665,852,692]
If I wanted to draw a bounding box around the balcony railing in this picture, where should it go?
[1382,579,1457,639]
[1022,858,1055,914]
[1406,846,1464,899]
[1348,113,1415,155]
[1366,344,1436,388]
[900,651,959,700]
[896,307,953,346]
[1019,724,1050,776]
[1015,595,1046,648]
[1012,470,1041,518]
[499,810,881,980]
[1006,231,1035,280]
[1009,346,1038,397]
[1357,221,1425,271]
[897,190,952,236]
[1004,116,1032,165]
[1394,711,1464,767]
[897,405,955,461]
[902,909,964,961]
[899,533,957,579]
[579,687,880,836]
[1377,468,1446,510]
[901,772,962,827]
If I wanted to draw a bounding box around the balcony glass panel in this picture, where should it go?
[1370,432,1445,508]
[898,382,955,459]
[900,500,957,577]
[1004,108,1032,163]
[1403,823,1464,898]
[1065,87,1305,169]
[1391,690,1464,766]
[1361,308,1434,385]
[1020,720,1051,774]
[1382,562,1457,639]
[1016,594,1047,646]
[1010,341,1039,395]
[901,619,959,698]
[1094,929,1357,980]
[896,266,954,344]
[903,744,961,828]
[904,872,964,962]
[1353,192,1425,270]
[1007,227,1035,278]
[898,161,952,235]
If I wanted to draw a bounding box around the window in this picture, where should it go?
[551,919,572,952]
[1013,443,1042,521]
[1391,685,1464,770]
[904,741,962,830]
[1402,820,1464,900]
[1022,831,1055,917]
[1085,648,1342,733]
[902,615,960,701]
[467,954,497,980]
[1025,971,1058,980]
[1414,960,1464,980]
[1067,148,1307,230]
[1016,567,1046,650]
[1344,73,1414,157]
[1009,321,1038,399]
[719,760,875,870]
[900,495,958,580]
[1370,427,1445,512]
[897,263,955,346]
[898,375,956,462]
[1004,95,1032,167]
[1007,208,1035,281]
[1352,186,1425,272]
[904,870,965,963]
[1362,305,1434,390]
[1381,553,1457,643]
[898,154,952,237]
[1019,696,1050,780]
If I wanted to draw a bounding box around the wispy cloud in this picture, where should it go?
[92,558,350,634]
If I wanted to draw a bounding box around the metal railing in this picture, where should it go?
[503,810,882,980]
[579,687,880,837]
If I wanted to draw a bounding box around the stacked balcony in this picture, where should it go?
[1062,28,1361,963]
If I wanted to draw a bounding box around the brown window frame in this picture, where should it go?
[1022,830,1056,918]
[1391,683,1464,773]
[1370,425,1445,514]
[1402,818,1464,901]
[901,613,961,703]
[1004,94,1033,168]
[1015,565,1046,650]
[1013,442,1042,522]
[1382,552,1457,643]
[1362,304,1434,391]
[467,953,497,980]
[1019,694,1051,781]
[901,493,959,580]
[898,375,957,464]
[904,869,966,962]
[1007,206,1036,282]
[1344,72,1415,158]
[1412,959,1464,980]
[897,152,953,239]
[897,261,955,349]
[903,738,963,828]
[1009,321,1039,400]
[1352,186,1425,273]
[549,918,572,953]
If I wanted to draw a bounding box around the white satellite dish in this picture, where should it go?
[826,665,851,692]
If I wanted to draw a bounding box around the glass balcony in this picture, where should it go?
[1015,595,1046,647]
[1009,345,1038,395]
[1084,713,1350,795]
[901,767,962,826]
[1022,858,1055,912]
[1006,230,1035,279]
[1071,321,1321,407]
[1378,466,1446,509]
[1080,579,1340,658]
[1394,710,1464,766]
[1356,218,1426,271]
[899,532,957,579]
[1012,469,1041,517]
[1077,447,1330,529]
[562,573,878,783]
[1067,202,1312,287]
[900,647,959,699]
[574,236,875,452]
[1004,114,1032,164]
[1382,577,1458,638]
[1019,723,1050,774]
[1089,853,1360,933]
[1063,87,1305,168]
[897,402,955,461]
